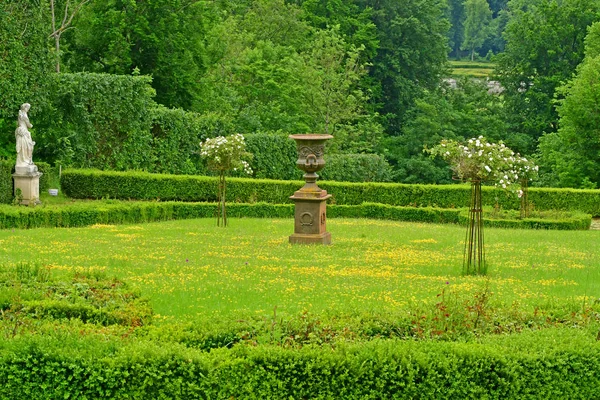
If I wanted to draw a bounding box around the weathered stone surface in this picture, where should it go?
[288,134,333,245]
[13,171,42,205]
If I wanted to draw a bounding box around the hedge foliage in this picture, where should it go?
[28,74,392,183]
[149,106,234,175]
[38,73,156,170]
[61,169,600,216]
[0,160,12,204]
[1,328,600,399]
[462,210,593,230]
[320,153,395,183]
[245,133,395,182]
[244,133,301,180]
[1,200,591,230]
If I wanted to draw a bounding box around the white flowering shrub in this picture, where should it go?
[428,136,538,191]
[200,134,253,175]
[200,134,252,227]
[428,136,540,274]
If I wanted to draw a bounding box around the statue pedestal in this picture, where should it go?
[13,165,42,205]
[288,134,334,245]
[289,189,332,245]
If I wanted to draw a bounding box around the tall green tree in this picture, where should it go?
[462,0,492,61]
[495,0,600,153]
[385,79,509,183]
[63,0,214,109]
[358,0,450,133]
[537,22,600,188]
[446,0,466,59]
[288,0,379,60]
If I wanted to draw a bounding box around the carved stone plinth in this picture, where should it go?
[289,194,332,245]
[13,165,42,205]
[288,134,333,245]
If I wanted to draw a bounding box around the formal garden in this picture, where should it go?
[0,129,599,397]
[3,0,600,398]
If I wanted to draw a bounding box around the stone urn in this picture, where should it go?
[288,134,333,245]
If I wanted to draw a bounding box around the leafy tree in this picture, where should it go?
[358,0,450,133]
[384,79,510,184]
[462,0,493,61]
[495,0,600,153]
[197,0,381,152]
[49,0,89,73]
[63,0,214,109]
[537,21,600,188]
[288,0,379,60]
[196,1,312,134]
[446,0,466,59]
[0,0,53,159]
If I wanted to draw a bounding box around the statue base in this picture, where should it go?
[13,165,42,205]
[289,192,332,245]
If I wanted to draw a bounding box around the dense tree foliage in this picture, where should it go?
[495,0,600,153]
[537,22,600,188]
[361,0,449,132]
[384,79,508,184]
[63,0,214,109]
[447,0,508,59]
[462,0,493,61]
[3,0,600,188]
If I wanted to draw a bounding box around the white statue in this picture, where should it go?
[15,103,36,167]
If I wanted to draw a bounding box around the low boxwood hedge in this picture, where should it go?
[60,169,600,216]
[1,328,599,399]
[457,210,593,230]
[0,200,591,230]
[0,201,462,229]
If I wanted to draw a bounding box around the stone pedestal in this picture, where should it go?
[13,165,42,205]
[289,191,332,245]
[288,134,333,245]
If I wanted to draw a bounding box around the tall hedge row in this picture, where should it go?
[150,106,234,175]
[38,73,156,170]
[1,329,600,399]
[244,133,394,182]
[0,160,12,204]
[60,169,600,216]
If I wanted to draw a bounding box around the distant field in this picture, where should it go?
[449,60,496,78]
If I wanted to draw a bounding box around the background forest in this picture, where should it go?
[1,0,600,188]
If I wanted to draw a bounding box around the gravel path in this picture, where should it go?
[591,218,600,230]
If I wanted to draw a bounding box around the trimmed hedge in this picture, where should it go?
[0,201,462,229]
[0,159,12,204]
[1,201,591,230]
[458,210,593,230]
[245,133,301,181]
[1,328,600,399]
[320,153,395,183]
[61,169,600,216]
[245,133,395,182]
[150,106,234,175]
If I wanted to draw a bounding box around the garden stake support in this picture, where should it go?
[464,180,485,275]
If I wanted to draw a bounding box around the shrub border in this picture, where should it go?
[0,201,590,230]
[60,169,600,216]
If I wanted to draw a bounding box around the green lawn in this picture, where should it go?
[2,217,598,326]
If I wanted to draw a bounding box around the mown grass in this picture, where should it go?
[449,61,495,78]
[1,217,598,327]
